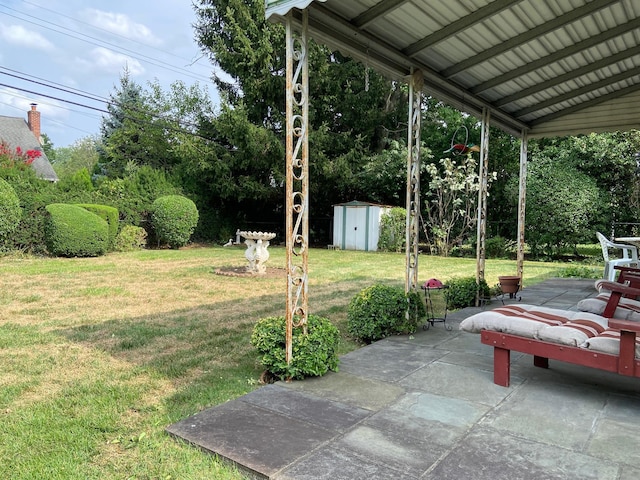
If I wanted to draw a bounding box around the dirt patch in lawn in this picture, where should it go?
[214,266,287,279]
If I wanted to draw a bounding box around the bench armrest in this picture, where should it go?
[607,318,640,333]
[597,281,640,297]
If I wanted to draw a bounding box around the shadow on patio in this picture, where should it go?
[167,278,640,480]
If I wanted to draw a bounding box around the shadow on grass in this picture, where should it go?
[54,279,371,420]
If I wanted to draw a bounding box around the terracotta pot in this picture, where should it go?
[498,275,521,295]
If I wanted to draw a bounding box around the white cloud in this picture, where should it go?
[81,9,162,46]
[0,87,67,122]
[76,47,145,76]
[0,23,55,51]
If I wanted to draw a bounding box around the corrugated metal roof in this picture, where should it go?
[267,0,640,137]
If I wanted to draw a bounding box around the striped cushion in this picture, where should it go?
[537,318,608,347]
[576,294,640,321]
[459,304,608,341]
[582,329,640,358]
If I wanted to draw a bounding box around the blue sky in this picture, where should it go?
[0,0,219,148]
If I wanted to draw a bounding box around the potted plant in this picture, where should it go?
[498,275,521,298]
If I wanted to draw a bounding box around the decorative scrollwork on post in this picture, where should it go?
[475,107,490,295]
[406,70,423,293]
[285,10,309,366]
[516,130,528,279]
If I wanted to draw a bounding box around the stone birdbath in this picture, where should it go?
[239,231,277,274]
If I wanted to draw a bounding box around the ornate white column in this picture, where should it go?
[475,108,490,294]
[285,10,309,365]
[405,69,423,293]
[516,130,528,278]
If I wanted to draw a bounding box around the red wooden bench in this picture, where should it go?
[481,317,640,387]
[462,281,640,387]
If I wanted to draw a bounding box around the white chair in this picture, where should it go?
[596,232,639,281]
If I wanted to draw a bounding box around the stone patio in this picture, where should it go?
[167,278,640,479]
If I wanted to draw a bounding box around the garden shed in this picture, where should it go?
[332,201,393,252]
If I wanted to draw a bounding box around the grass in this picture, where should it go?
[0,245,601,479]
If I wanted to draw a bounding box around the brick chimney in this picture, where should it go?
[27,103,41,144]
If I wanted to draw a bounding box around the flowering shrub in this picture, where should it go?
[0,140,42,168]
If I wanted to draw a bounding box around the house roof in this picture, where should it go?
[266,0,640,138]
[0,115,58,181]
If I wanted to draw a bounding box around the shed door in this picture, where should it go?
[344,206,369,251]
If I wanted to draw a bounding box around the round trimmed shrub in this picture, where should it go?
[151,195,199,249]
[347,284,425,343]
[0,178,21,247]
[114,225,147,252]
[444,276,491,309]
[251,315,340,380]
[44,204,109,257]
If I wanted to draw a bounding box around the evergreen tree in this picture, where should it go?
[97,69,151,177]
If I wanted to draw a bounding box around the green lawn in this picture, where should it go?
[0,246,601,479]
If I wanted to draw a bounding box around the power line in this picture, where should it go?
[1,69,206,130]
[0,68,108,105]
[0,81,110,114]
[20,0,212,74]
[0,6,213,83]
[1,79,220,143]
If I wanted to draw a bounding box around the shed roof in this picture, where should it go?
[334,200,396,208]
[0,115,58,182]
[266,0,640,138]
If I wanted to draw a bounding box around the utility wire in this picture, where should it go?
[1,72,208,131]
[0,7,213,83]
[0,69,108,105]
[2,80,219,142]
[0,81,110,114]
[20,0,212,73]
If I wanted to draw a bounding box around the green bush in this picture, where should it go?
[484,236,512,259]
[76,204,119,248]
[95,166,180,228]
[114,225,147,252]
[151,195,199,249]
[44,204,109,257]
[251,315,340,380]
[378,207,406,252]
[0,167,58,254]
[507,156,606,257]
[0,178,21,249]
[445,276,491,309]
[555,265,601,279]
[347,284,425,343]
[57,168,94,193]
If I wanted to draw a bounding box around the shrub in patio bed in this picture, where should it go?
[251,315,340,380]
[347,284,425,343]
[445,276,490,309]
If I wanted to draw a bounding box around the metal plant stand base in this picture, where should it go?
[422,285,452,331]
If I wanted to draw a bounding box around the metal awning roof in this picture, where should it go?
[266,0,640,138]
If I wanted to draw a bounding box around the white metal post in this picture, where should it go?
[405,70,423,293]
[516,130,528,278]
[475,108,490,295]
[285,10,309,365]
